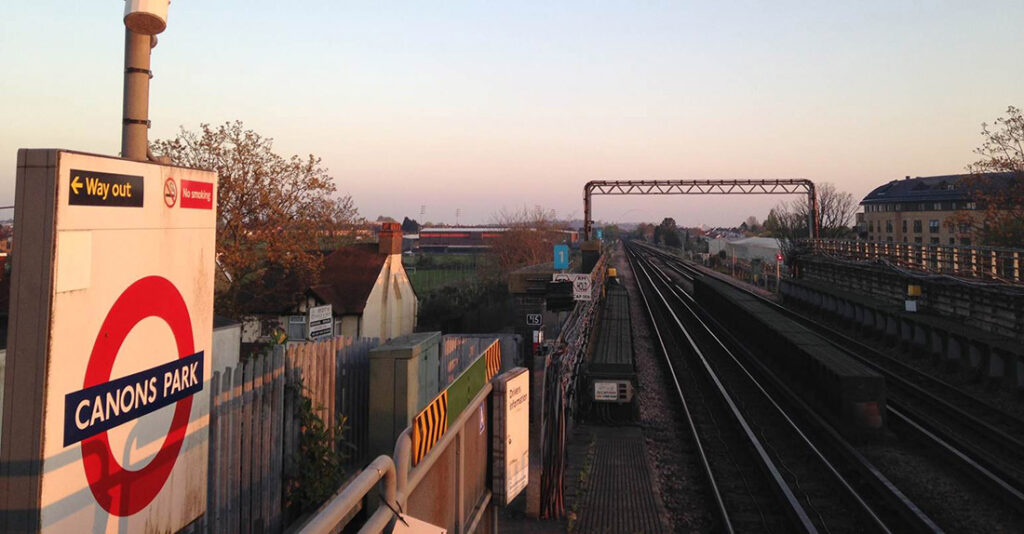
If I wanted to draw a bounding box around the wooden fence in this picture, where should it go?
[206,349,286,533]
[285,336,377,469]
[204,336,378,533]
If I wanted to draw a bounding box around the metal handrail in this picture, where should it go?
[298,455,397,534]
[301,382,495,533]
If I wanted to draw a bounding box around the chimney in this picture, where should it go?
[378,221,402,255]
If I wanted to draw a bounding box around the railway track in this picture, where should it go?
[624,242,936,533]
[636,241,1024,515]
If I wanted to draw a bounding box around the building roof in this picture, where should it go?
[309,243,387,315]
[420,227,508,234]
[861,172,1018,205]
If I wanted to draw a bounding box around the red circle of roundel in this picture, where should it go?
[81,276,195,516]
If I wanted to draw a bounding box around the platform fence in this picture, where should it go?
[805,238,1023,284]
[203,335,379,533]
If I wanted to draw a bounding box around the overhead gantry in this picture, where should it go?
[583,179,819,240]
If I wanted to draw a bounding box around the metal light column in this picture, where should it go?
[121,29,152,161]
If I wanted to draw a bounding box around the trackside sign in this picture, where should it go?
[0,150,217,533]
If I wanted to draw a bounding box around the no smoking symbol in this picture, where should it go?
[163,177,177,208]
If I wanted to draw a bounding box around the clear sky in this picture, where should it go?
[2,1,1022,226]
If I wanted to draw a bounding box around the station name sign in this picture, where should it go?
[69,169,144,207]
[63,351,204,446]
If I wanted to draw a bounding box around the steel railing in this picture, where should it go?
[804,239,1023,284]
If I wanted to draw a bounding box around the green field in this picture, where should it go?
[408,268,478,295]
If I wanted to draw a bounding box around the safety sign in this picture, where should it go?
[552,273,593,301]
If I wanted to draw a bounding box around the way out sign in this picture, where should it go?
[0,150,217,533]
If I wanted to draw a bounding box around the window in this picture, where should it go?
[933,202,942,211]
[913,220,922,233]
[966,202,977,210]
[958,222,970,234]
[914,237,922,244]
[287,315,306,340]
[949,237,955,245]
[930,237,939,244]
[929,220,939,233]
[887,236,893,242]
[960,238,972,246]
[903,237,908,243]
[869,221,874,232]
[886,221,893,233]
[902,220,907,233]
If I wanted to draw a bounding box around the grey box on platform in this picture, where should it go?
[368,331,441,458]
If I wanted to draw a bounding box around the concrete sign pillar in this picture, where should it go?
[0,150,217,533]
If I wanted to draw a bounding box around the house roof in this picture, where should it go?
[861,172,1018,205]
[309,243,387,315]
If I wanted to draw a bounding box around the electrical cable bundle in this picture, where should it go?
[538,258,609,518]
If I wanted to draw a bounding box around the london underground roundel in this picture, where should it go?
[79,276,197,516]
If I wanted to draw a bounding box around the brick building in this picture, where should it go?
[860,172,1016,246]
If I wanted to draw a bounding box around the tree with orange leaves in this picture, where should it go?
[949,106,1024,247]
[153,121,361,317]
[487,205,567,275]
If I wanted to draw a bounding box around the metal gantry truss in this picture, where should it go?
[583,179,818,239]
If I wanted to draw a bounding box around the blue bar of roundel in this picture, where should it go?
[63,351,204,447]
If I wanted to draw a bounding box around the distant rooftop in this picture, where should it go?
[861,172,1018,205]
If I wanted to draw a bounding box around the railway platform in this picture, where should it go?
[500,274,669,533]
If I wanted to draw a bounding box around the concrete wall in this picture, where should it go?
[212,323,241,375]
[799,255,1024,342]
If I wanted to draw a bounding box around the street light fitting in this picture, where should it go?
[124,0,170,35]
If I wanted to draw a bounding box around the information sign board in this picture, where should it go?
[594,381,620,401]
[308,304,333,340]
[492,368,529,506]
[0,150,216,533]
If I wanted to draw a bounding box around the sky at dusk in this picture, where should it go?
[2,1,1022,226]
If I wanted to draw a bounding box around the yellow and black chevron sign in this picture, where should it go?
[485,343,501,381]
[412,390,448,466]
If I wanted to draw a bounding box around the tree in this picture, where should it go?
[487,205,565,275]
[656,217,682,248]
[153,121,360,317]
[765,183,856,259]
[602,224,621,241]
[401,216,421,234]
[949,106,1024,247]
[741,215,762,235]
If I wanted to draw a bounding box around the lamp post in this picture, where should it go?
[122,0,170,161]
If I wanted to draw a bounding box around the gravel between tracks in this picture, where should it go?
[611,244,715,533]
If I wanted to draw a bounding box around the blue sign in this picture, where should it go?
[64,351,204,446]
[596,228,604,240]
[553,244,570,270]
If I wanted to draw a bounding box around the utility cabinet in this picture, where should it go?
[368,331,441,458]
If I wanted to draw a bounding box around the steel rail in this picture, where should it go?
[635,247,941,532]
[624,248,736,534]
[627,246,819,533]
[647,245,1024,514]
